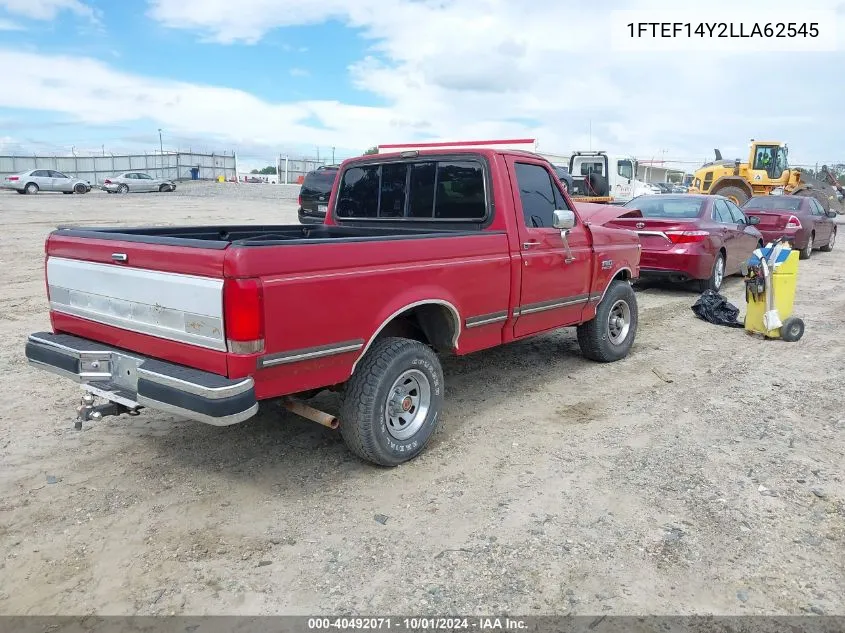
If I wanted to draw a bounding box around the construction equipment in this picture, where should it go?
[743,238,804,342]
[688,140,845,214]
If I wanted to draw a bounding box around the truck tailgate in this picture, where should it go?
[46,233,229,373]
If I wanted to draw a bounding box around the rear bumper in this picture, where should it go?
[25,332,258,426]
[2,181,24,191]
[298,208,326,224]
[758,228,806,248]
[638,250,713,281]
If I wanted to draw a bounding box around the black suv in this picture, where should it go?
[298,165,340,224]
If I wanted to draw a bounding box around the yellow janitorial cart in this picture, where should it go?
[743,238,804,342]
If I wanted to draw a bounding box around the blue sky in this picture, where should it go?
[1,0,844,171]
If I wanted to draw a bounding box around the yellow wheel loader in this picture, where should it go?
[688,140,844,214]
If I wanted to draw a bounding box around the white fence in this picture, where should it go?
[0,152,237,185]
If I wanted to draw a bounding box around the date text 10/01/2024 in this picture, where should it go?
[307,617,527,631]
[627,22,820,38]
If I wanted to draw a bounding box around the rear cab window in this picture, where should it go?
[302,168,338,194]
[335,157,488,222]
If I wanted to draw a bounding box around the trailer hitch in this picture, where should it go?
[75,392,141,430]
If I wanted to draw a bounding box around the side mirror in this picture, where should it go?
[746,216,760,225]
[553,209,576,230]
[826,210,838,218]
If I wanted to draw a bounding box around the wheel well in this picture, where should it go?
[371,303,459,354]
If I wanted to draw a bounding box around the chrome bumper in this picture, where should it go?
[25,332,258,426]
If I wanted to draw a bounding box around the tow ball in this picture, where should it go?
[75,392,141,430]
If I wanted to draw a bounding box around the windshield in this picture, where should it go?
[742,196,802,211]
[623,196,705,218]
[617,160,634,180]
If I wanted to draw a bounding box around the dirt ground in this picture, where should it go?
[1,183,843,616]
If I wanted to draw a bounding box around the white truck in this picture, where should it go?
[567,151,655,204]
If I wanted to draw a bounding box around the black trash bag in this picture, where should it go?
[691,290,744,328]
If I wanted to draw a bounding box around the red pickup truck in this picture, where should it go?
[25,149,641,466]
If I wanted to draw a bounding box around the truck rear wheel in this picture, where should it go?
[577,280,638,362]
[340,337,444,466]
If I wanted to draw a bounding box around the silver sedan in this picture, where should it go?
[103,172,176,194]
[2,169,91,194]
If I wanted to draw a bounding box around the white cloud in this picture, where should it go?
[0,0,94,20]
[0,17,23,29]
[3,0,845,163]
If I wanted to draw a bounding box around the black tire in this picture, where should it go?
[15,189,25,194]
[340,337,444,466]
[714,185,749,206]
[820,228,836,252]
[73,183,87,194]
[697,251,726,293]
[62,191,72,194]
[799,232,814,260]
[24,182,38,195]
[587,173,610,197]
[118,184,129,194]
[159,184,169,192]
[577,280,638,362]
[780,317,804,342]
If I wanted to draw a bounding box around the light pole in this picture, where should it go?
[332,146,335,164]
[158,128,163,155]
[158,129,164,175]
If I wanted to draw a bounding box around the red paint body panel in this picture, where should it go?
[47,234,226,277]
[42,149,642,401]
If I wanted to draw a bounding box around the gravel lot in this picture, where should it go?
[1,182,843,616]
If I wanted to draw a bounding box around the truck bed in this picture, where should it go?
[55,224,482,248]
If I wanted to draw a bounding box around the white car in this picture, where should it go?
[2,169,91,194]
[103,172,176,194]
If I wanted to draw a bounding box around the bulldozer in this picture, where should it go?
[687,140,844,214]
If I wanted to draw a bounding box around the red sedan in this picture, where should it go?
[741,195,837,260]
[606,194,763,292]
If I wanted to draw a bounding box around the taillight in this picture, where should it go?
[297,194,302,206]
[665,230,709,244]
[223,278,264,354]
[785,215,801,229]
[7,176,19,181]
[104,179,112,184]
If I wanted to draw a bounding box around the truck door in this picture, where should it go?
[506,157,593,338]
[614,158,635,201]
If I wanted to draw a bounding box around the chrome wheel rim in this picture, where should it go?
[830,231,836,249]
[385,369,431,441]
[714,256,725,289]
[805,235,813,256]
[607,299,631,346]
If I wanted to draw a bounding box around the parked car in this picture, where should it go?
[604,194,763,292]
[669,183,688,193]
[741,194,837,259]
[103,172,176,194]
[25,148,641,466]
[2,169,91,194]
[298,165,340,224]
[653,183,674,194]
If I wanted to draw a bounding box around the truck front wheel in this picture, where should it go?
[340,337,444,466]
[577,280,638,362]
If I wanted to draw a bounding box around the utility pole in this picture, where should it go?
[158,129,164,174]
[316,146,320,162]
[332,146,335,164]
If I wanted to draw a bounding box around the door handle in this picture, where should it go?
[523,240,540,249]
